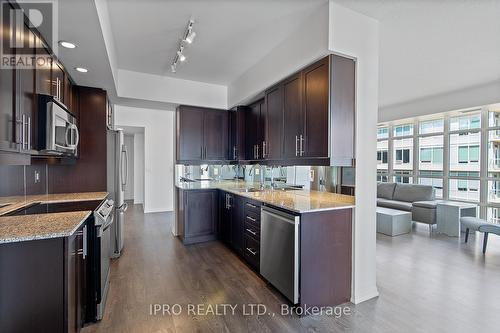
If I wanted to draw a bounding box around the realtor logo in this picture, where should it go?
[1,0,57,69]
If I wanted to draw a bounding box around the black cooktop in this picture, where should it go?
[5,200,103,216]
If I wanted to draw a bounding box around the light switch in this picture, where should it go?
[214,168,219,175]
[255,168,260,175]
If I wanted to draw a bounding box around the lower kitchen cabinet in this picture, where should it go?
[219,191,245,256]
[176,188,218,245]
[0,222,87,333]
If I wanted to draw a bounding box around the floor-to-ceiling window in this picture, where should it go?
[377,103,500,223]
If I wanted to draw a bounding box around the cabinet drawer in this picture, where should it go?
[244,234,260,270]
[244,200,260,215]
[244,223,260,239]
[244,212,260,228]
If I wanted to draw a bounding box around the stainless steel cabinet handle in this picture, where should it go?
[246,203,257,209]
[246,248,257,256]
[262,141,266,158]
[246,228,257,236]
[233,146,237,159]
[256,145,259,159]
[300,134,304,156]
[27,117,31,150]
[22,114,26,150]
[295,135,298,156]
[201,146,203,159]
[246,216,256,222]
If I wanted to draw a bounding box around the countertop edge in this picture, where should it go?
[176,183,355,213]
[0,210,92,245]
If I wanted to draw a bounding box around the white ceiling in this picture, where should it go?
[106,0,327,85]
[334,0,500,108]
[56,0,500,112]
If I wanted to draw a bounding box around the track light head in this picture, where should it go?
[177,51,186,62]
[184,31,196,44]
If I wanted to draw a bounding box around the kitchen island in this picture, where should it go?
[175,180,354,307]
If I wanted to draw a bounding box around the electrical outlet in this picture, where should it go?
[34,170,40,183]
[214,168,219,176]
[255,168,260,175]
[309,169,315,182]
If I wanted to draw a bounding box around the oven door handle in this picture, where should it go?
[97,213,114,237]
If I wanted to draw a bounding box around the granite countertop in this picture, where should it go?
[0,191,108,244]
[176,180,355,213]
[0,211,91,244]
[0,192,109,216]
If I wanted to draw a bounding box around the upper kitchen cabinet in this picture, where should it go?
[52,59,65,103]
[203,109,228,160]
[264,84,284,160]
[229,107,246,161]
[283,73,303,159]
[176,105,228,163]
[329,54,355,166]
[0,2,17,153]
[302,57,329,159]
[245,99,265,160]
[35,38,53,96]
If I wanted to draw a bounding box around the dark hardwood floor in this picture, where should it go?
[83,204,500,333]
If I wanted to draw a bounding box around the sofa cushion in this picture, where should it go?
[413,201,438,209]
[413,206,436,225]
[393,184,435,202]
[377,182,397,200]
[377,198,412,212]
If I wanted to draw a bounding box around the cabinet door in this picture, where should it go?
[264,84,283,160]
[52,60,65,101]
[18,24,36,152]
[203,109,228,160]
[330,55,355,165]
[0,7,17,152]
[245,101,261,159]
[303,57,329,158]
[177,106,204,161]
[229,108,245,160]
[185,190,217,239]
[230,195,244,255]
[66,231,78,333]
[35,39,52,96]
[283,74,303,159]
[218,191,231,244]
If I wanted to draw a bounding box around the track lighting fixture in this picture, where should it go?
[171,19,196,73]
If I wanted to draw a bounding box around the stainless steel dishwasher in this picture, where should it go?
[260,205,300,304]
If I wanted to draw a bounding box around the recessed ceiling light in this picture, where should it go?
[75,67,88,73]
[59,41,77,49]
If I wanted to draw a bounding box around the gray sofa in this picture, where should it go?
[377,183,437,226]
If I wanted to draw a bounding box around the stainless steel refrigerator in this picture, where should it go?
[107,128,128,258]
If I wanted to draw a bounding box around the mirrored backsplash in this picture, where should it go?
[175,164,356,194]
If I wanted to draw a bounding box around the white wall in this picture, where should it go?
[329,1,380,304]
[134,133,145,205]
[123,134,135,201]
[117,69,228,109]
[227,2,330,107]
[115,105,175,213]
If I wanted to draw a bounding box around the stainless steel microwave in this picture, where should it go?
[38,95,79,156]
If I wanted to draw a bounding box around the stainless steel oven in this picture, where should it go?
[93,199,114,320]
[38,94,79,156]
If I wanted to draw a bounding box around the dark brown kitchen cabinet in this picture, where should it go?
[18,23,37,153]
[177,188,218,245]
[283,73,303,158]
[176,105,228,163]
[204,109,228,160]
[303,56,329,159]
[229,107,246,160]
[35,39,53,96]
[245,99,265,160]
[0,223,87,333]
[0,6,17,152]
[219,191,244,255]
[52,60,65,102]
[264,84,284,160]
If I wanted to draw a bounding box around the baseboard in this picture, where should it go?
[350,288,379,304]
